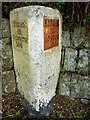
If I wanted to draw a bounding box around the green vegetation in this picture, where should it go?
[2,2,90,37]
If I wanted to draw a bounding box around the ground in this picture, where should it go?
[2,90,90,120]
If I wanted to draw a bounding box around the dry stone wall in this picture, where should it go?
[1,19,16,93]
[58,26,90,103]
[1,19,90,104]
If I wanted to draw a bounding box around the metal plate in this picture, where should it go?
[44,18,59,50]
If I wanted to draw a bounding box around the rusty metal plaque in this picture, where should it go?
[44,18,59,50]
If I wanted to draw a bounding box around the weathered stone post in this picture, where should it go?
[10,6,62,116]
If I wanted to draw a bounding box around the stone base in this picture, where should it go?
[20,93,55,117]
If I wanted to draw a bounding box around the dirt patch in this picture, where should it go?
[2,91,90,120]
[50,95,90,119]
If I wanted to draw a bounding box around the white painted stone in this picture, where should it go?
[64,48,77,72]
[59,73,71,96]
[10,6,62,112]
[70,74,90,99]
[78,49,88,73]
[62,30,70,47]
[61,83,70,96]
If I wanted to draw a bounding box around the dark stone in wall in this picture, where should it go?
[1,19,16,93]
[59,27,90,101]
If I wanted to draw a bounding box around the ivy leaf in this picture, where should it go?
[83,16,90,23]
[83,18,87,23]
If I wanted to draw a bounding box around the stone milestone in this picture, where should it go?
[10,6,62,115]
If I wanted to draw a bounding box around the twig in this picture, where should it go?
[72,2,75,23]
[85,2,90,17]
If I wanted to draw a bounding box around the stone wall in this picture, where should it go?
[58,26,90,103]
[1,19,16,93]
[1,19,90,103]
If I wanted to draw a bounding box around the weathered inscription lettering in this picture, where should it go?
[13,21,26,28]
[13,21,27,48]
[44,18,59,50]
